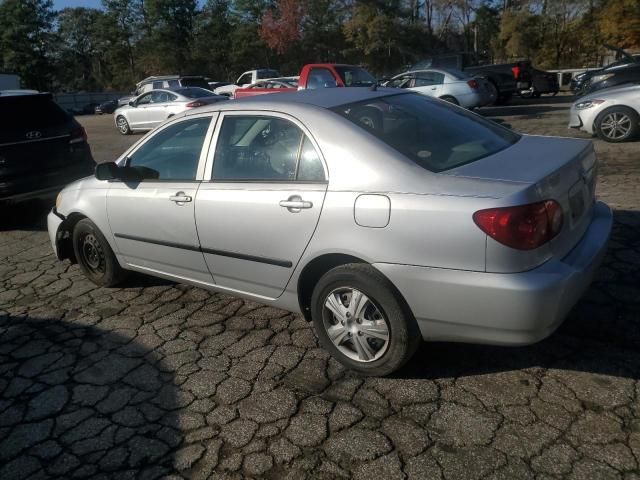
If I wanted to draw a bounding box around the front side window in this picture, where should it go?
[136,93,153,105]
[331,93,520,172]
[237,74,252,86]
[413,72,445,87]
[212,116,325,182]
[387,75,412,88]
[307,69,337,89]
[151,91,173,103]
[152,81,163,89]
[127,117,211,180]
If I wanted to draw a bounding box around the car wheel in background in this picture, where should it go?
[495,93,512,105]
[354,107,383,131]
[73,219,127,287]
[116,115,131,135]
[595,107,639,143]
[311,264,421,376]
[440,95,459,106]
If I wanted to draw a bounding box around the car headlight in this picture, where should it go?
[574,99,605,110]
[591,73,615,83]
[55,191,63,209]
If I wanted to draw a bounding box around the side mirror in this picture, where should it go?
[128,100,135,107]
[95,162,119,181]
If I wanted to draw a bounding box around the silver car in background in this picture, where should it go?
[569,83,640,142]
[49,89,612,376]
[385,68,496,108]
[114,87,227,134]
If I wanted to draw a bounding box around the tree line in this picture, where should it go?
[0,0,638,93]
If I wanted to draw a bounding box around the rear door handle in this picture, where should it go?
[279,195,313,212]
[170,191,192,203]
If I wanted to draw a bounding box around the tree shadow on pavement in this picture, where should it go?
[0,314,188,479]
[397,209,640,381]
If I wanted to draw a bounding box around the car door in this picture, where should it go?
[107,114,216,284]
[127,92,153,128]
[195,112,328,299]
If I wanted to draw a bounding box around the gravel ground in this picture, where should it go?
[0,95,639,479]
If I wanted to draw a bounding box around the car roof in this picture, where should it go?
[193,87,407,113]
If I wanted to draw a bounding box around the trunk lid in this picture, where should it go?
[444,135,597,260]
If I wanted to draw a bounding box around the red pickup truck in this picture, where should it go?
[233,64,377,98]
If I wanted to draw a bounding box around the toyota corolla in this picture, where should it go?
[48,88,612,376]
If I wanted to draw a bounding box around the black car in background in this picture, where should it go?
[583,62,640,95]
[571,46,640,95]
[0,92,95,206]
[95,99,118,115]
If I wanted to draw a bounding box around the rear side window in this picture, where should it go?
[413,72,444,86]
[212,115,325,182]
[331,93,520,172]
[0,95,70,129]
[334,66,376,87]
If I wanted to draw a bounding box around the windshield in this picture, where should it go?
[175,87,215,98]
[335,66,376,87]
[331,93,520,172]
[180,78,210,89]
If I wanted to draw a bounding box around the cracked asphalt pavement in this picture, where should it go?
[1,95,640,479]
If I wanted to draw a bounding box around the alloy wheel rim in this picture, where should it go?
[322,287,390,363]
[81,234,105,274]
[601,113,631,140]
[117,117,128,133]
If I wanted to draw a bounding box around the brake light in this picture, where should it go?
[69,126,87,144]
[473,200,563,250]
[186,100,207,108]
[467,79,479,89]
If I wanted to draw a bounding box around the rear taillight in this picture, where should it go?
[186,100,207,108]
[69,126,87,144]
[467,79,479,89]
[473,200,563,250]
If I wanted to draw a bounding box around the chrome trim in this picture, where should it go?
[0,134,71,148]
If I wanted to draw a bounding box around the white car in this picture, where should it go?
[569,83,640,142]
[385,68,496,108]
[113,88,227,135]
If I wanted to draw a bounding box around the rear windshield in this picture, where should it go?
[335,66,376,87]
[331,93,520,172]
[0,95,70,129]
[179,78,210,89]
[175,87,215,98]
[257,69,280,79]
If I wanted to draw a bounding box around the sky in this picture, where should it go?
[53,0,103,10]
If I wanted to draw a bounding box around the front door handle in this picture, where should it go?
[170,191,192,203]
[279,195,313,212]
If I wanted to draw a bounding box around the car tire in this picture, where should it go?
[440,95,459,105]
[595,106,639,143]
[73,218,127,287]
[116,115,131,135]
[311,263,421,376]
[495,93,512,105]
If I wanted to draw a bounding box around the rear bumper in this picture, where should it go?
[375,201,613,346]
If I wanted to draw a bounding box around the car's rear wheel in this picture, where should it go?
[116,115,131,135]
[311,264,420,376]
[595,107,639,143]
[440,95,459,106]
[73,219,127,287]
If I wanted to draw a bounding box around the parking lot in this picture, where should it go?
[1,95,639,479]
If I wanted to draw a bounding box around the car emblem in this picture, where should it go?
[25,131,42,140]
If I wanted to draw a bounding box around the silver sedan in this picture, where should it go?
[113,87,227,135]
[385,68,496,108]
[49,88,612,376]
[569,83,640,142]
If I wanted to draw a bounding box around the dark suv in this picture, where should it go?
[0,92,95,204]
